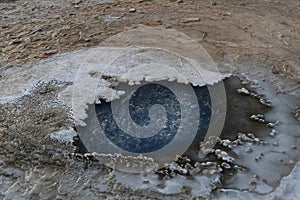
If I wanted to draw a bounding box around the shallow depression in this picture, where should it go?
[0,72,299,199]
[73,76,299,196]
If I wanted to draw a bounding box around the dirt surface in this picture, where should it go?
[0,0,300,199]
[1,0,299,78]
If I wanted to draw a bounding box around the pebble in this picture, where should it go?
[184,163,193,170]
[273,142,279,146]
[250,114,265,123]
[253,174,259,179]
[233,165,247,172]
[238,133,254,143]
[269,129,279,137]
[237,87,271,107]
[258,114,264,118]
[180,185,191,193]
[245,147,253,153]
[176,0,183,3]
[237,87,250,95]
[129,8,136,12]
[253,138,260,144]
[182,17,201,23]
[267,122,276,127]
[249,180,256,185]
[215,149,234,162]
[259,153,264,156]
[260,141,268,145]
[254,156,262,161]
[169,163,188,175]
[221,162,231,169]
[259,98,271,107]
[220,139,232,148]
[199,162,216,167]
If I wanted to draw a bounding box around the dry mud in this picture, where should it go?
[0,0,300,199]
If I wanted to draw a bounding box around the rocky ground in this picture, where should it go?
[0,0,299,199]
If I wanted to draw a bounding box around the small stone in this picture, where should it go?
[267,121,279,127]
[185,163,193,170]
[129,8,136,12]
[176,0,183,3]
[257,114,264,118]
[253,174,259,179]
[211,2,217,6]
[254,156,261,161]
[273,142,279,146]
[180,185,191,193]
[220,139,232,147]
[260,141,268,145]
[250,114,265,123]
[291,146,297,150]
[233,165,246,172]
[215,149,234,162]
[249,180,256,185]
[267,122,275,128]
[269,129,278,137]
[182,17,201,23]
[221,162,231,169]
[254,138,260,143]
[237,87,250,95]
[245,147,253,153]
[221,12,231,17]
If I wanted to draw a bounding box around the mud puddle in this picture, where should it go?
[0,70,299,199]
[0,45,299,199]
[71,75,299,197]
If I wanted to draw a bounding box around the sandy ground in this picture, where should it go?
[0,0,300,199]
[0,0,299,75]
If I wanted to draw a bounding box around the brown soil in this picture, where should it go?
[1,0,299,80]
